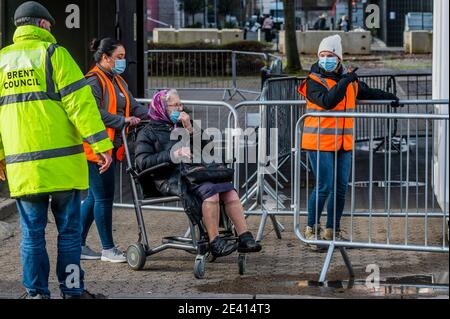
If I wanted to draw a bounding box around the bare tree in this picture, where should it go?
[179,0,207,26]
[283,0,302,72]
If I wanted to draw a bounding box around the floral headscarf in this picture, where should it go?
[148,90,172,125]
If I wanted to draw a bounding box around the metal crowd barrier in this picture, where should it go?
[293,101,449,282]
[230,97,429,242]
[394,73,433,100]
[147,50,282,100]
[228,100,307,241]
[262,74,398,143]
[263,72,432,100]
[117,98,447,249]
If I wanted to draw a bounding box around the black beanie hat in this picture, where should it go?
[14,1,56,26]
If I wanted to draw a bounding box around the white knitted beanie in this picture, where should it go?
[318,35,343,61]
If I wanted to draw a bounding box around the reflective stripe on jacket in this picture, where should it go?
[298,72,358,151]
[0,25,113,197]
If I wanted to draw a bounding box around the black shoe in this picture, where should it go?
[62,290,107,299]
[238,232,262,253]
[210,236,238,258]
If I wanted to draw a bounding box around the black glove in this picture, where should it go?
[390,96,401,108]
[343,71,358,83]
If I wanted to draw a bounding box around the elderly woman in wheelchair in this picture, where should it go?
[134,89,262,258]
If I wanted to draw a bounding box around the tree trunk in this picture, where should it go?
[347,0,353,30]
[283,0,302,72]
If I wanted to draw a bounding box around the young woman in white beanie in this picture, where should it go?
[298,35,400,249]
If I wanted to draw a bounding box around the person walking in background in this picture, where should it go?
[313,13,328,30]
[0,1,113,298]
[298,35,400,250]
[262,15,274,42]
[338,15,350,32]
[80,38,150,263]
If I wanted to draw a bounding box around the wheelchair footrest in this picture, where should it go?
[162,236,193,245]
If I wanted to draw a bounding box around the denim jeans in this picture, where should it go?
[16,191,85,297]
[307,150,352,230]
[80,160,116,250]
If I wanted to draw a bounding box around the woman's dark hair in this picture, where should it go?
[90,38,124,63]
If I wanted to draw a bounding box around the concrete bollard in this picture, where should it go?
[279,30,372,55]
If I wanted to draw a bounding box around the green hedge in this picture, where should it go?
[148,41,271,52]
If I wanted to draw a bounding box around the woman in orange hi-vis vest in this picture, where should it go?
[80,38,149,262]
[298,35,399,249]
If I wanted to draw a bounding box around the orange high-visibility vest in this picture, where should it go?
[83,65,130,162]
[298,72,358,151]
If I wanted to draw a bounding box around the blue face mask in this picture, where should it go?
[170,111,181,124]
[319,57,339,72]
[112,59,127,75]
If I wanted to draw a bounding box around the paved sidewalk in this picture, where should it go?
[0,207,448,299]
[0,198,15,221]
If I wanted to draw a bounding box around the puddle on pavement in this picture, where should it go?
[198,273,449,298]
[295,273,449,297]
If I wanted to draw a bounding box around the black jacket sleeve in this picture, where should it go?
[305,76,357,110]
[129,90,150,120]
[135,127,172,171]
[357,81,398,100]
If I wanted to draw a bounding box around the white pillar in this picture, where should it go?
[433,0,449,213]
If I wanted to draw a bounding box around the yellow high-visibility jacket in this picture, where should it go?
[0,25,113,197]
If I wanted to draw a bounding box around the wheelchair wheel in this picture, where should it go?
[238,254,247,275]
[194,255,206,279]
[127,243,147,271]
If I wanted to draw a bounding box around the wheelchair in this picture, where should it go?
[120,123,247,279]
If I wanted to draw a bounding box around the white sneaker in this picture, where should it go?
[101,247,127,263]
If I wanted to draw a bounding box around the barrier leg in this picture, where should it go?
[339,247,355,278]
[228,89,247,101]
[227,89,238,101]
[269,215,284,239]
[319,244,335,283]
[276,220,285,232]
[223,89,233,101]
[236,90,247,100]
[256,210,268,242]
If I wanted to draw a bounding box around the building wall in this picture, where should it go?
[433,0,449,212]
[147,0,159,31]
[147,0,182,31]
[158,0,176,28]
[380,0,433,47]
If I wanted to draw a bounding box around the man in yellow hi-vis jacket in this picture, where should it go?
[0,1,113,299]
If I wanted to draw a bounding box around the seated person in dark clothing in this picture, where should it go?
[134,89,262,258]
